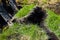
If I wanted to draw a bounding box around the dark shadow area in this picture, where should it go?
[0,15,7,29]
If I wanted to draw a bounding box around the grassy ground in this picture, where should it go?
[0,4,60,40]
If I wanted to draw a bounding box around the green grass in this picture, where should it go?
[46,9,60,39]
[14,4,35,18]
[0,5,60,40]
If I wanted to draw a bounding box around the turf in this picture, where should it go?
[0,5,60,40]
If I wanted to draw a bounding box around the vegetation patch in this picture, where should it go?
[0,3,60,40]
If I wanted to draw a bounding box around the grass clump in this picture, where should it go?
[46,9,60,39]
[14,4,35,18]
